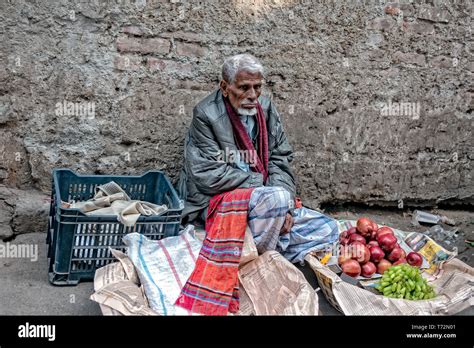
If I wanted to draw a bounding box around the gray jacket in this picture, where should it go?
[176,88,295,224]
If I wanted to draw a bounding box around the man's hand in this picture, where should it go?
[280,213,294,235]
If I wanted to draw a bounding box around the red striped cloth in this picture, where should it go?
[175,188,254,315]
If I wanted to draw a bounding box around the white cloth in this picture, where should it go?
[64,181,168,227]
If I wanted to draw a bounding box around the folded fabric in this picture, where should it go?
[247,186,291,254]
[116,201,168,226]
[247,187,339,263]
[175,188,254,316]
[279,206,339,263]
[64,181,168,227]
[123,225,202,315]
[69,192,129,212]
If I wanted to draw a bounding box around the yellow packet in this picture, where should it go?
[320,253,332,265]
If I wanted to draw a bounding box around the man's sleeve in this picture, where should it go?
[266,100,296,198]
[185,106,264,196]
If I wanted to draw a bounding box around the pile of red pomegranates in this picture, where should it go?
[338,217,424,278]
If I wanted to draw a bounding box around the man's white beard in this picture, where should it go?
[237,107,257,116]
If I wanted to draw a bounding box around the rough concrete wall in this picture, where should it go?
[1,0,472,211]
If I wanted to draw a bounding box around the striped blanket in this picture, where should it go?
[175,188,254,315]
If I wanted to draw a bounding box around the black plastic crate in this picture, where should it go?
[47,169,183,285]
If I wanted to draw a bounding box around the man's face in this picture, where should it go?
[220,70,263,115]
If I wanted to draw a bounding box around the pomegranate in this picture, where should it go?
[367,240,379,248]
[406,252,423,267]
[356,217,374,237]
[349,234,367,245]
[339,231,350,245]
[400,248,406,259]
[340,238,350,246]
[346,226,358,236]
[377,259,392,275]
[369,229,378,241]
[393,258,407,265]
[352,245,371,264]
[338,246,352,265]
[344,242,361,260]
[387,247,404,262]
[371,221,379,231]
[376,226,394,239]
[361,261,377,278]
[377,233,397,252]
[369,246,385,263]
[341,259,361,278]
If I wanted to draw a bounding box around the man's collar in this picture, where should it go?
[238,112,256,117]
[215,88,226,116]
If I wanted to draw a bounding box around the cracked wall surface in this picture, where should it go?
[0,0,472,222]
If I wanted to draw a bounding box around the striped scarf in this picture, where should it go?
[223,96,269,183]
[175,188,254,315]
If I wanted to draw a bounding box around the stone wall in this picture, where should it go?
[1,0,472,214]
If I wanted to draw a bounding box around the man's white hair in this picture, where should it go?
[222,54,264,83]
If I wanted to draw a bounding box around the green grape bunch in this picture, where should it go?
[375,264,436,300]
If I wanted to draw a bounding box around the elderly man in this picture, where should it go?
[177,54,337,263]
